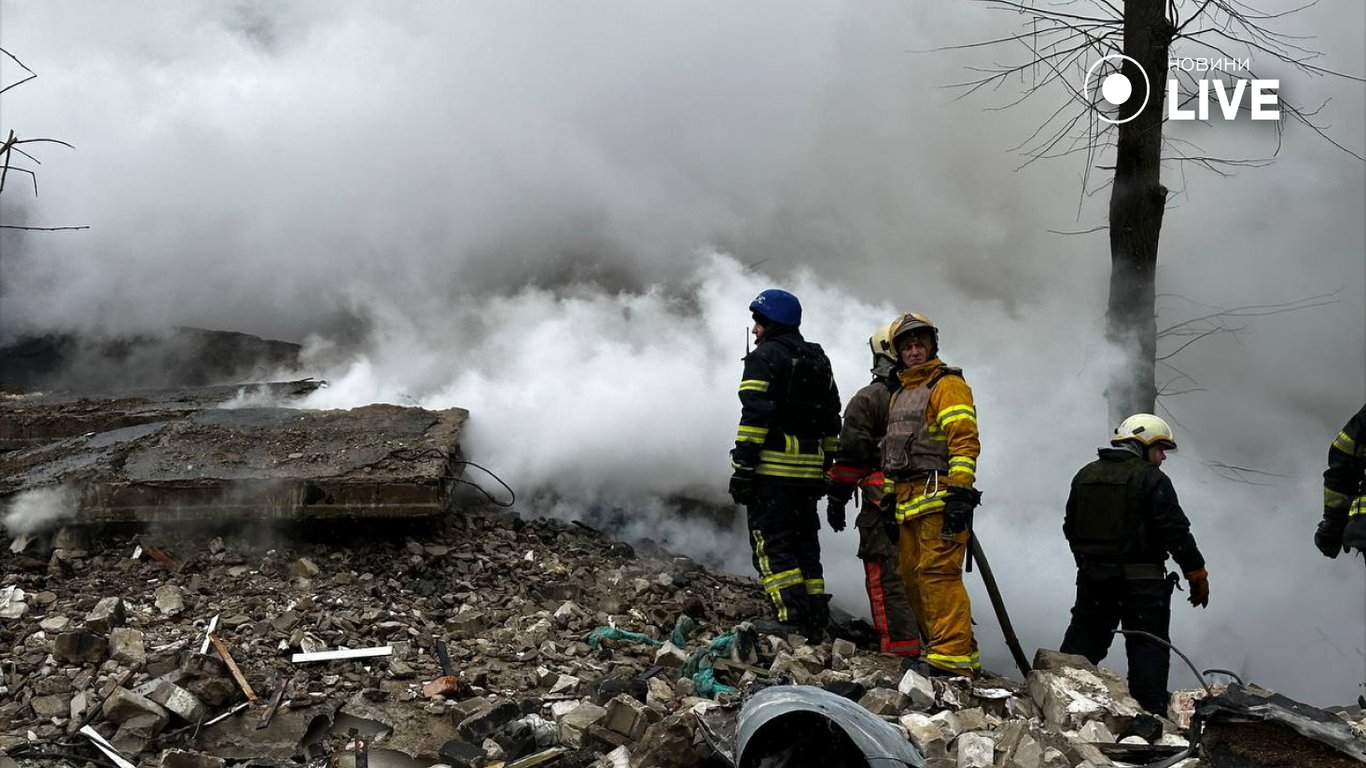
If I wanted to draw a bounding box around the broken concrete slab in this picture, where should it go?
[1,403,468,523]
[1195,684,1366,767]
[0,328,304,398]
[160,749,225,768]
[109,627,146,666]
[193,703,326,760]
[102,689,170,732]
[556,702,608,749]
[85,596,126,633]
[1028,649,1142,733]
[0,379,322,451]
[150,681,210,723]
[54,629,108,664]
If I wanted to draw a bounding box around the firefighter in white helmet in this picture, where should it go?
[826,320,923,658]
[1060,413,1209,715]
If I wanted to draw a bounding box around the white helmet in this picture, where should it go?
[1112,413,1177,450]
[868,320,898,363]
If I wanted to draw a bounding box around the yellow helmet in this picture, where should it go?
[1112,413,1178,450]
[891,312,938,356]
[869,320,898,363]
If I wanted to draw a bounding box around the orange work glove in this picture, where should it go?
[1185,568,1210,608]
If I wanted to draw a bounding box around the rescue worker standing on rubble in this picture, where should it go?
[1060,413,1209,716]
[827,320,923,658]
[1314,403,1366,559]
[883,313,982,676]
[729,289,843,639]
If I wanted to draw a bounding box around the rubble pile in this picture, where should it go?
[3,510,1363,768]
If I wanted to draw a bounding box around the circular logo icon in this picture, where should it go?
[1084,54,1150,125]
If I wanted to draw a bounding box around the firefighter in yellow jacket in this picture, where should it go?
[883,313,982,676]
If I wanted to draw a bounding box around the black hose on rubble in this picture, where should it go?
[449,459,516,508]
[1111,629,1214,696]
[386,448,516,508]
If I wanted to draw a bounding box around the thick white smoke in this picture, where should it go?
[2,0,1362,704]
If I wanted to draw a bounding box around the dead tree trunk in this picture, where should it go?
[1105,1,1174,422]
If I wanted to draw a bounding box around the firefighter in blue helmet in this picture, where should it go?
[730,289,843,639]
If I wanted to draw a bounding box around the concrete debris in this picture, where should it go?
[0,502,1339,768]
[0,399,468,524]
[0,585,27,620]
[956,731,994,768]
[1028,649,1143,733]
[1194,683,1366,766]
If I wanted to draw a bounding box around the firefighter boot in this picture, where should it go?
[804,594,833,643]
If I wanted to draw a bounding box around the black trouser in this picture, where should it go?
[746,483,824,628]
[1059,569,1175,715]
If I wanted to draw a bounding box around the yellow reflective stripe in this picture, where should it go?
[936,405,976,428]
[753,531,772,576]
[949,457,976,473]
[1350,497,1366,518]
[1325,487,1352,510]
[763,569,804,590]
[739,379,771,393]
[897,497,947,521]
[756,464,826,479]
[1333,430,1356,454]
[736,425,769,444]
[785,434,798,453]
[804,579,825,595]
[939,410,977,428]
[822,436,839,453]
[926,651,981,670]
[758,450,824,466]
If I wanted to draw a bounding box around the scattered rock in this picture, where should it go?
[53,629,107,664]
[154,585,186,616]
[109,627,146,666]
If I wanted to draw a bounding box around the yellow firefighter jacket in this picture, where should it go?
[883,358,980,522]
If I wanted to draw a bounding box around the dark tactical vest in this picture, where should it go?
[771,337,836,440]
[1066,455,1148,564]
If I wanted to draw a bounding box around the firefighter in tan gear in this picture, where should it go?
[826,321,923,658]
[883,313,983,676]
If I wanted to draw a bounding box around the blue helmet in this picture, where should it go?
[749,289,801,328]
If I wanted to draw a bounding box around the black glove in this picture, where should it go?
[1315,517,1346,559]
[940,487,982,539]
[729,467,756,506]
[878,493,900,543]
[825,497,847,532]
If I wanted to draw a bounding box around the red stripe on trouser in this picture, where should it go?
[866,562,921,656]
[829,464,866,484]
[866,561,891,640]
[885,638,922,655]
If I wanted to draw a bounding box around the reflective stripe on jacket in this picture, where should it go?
[731,327,842,486]
[883,358,979,522]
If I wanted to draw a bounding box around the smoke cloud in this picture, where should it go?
[2,0,1362,703]
[3,486,78,536]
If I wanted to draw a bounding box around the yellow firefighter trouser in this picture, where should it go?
[897,511,980,674]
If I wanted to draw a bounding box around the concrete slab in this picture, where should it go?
[0,380,323,450]
[0,403,468,523]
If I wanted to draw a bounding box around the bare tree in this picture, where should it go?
[0,47,87,232]
[946,0,1363,421]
